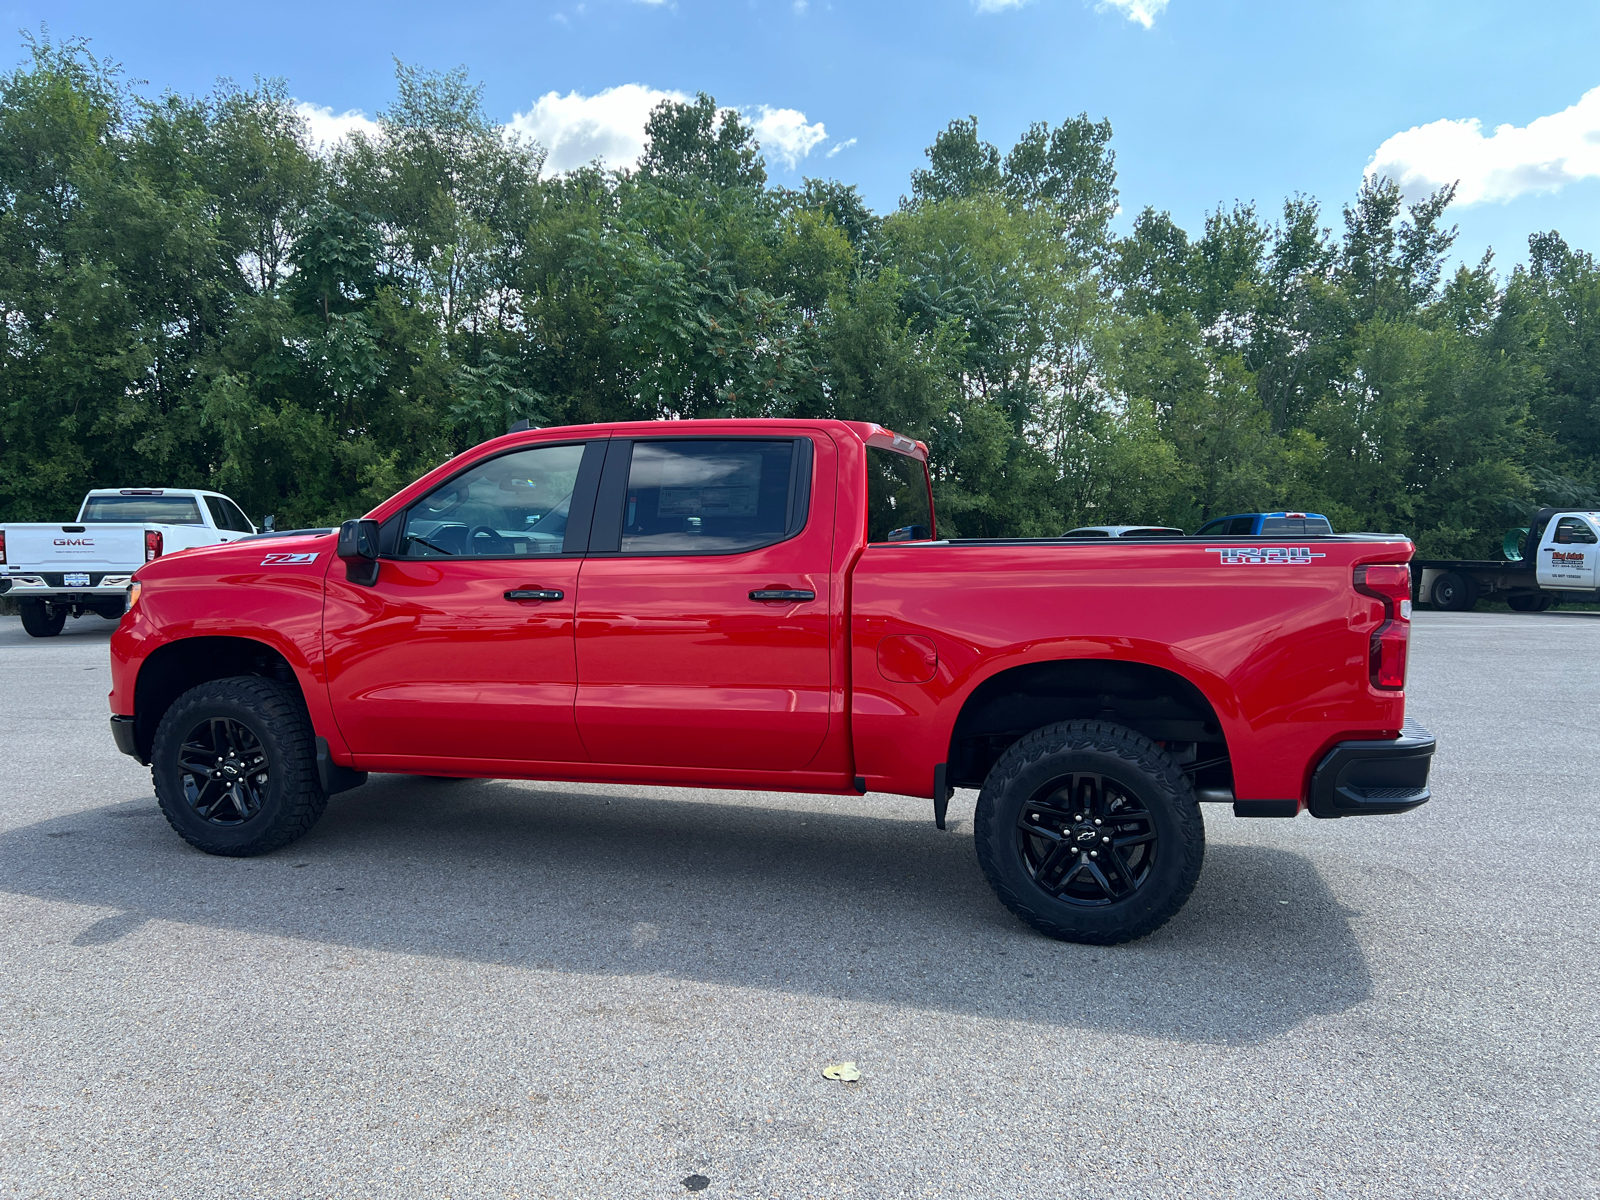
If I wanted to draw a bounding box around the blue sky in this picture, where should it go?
[13,0,1600,270]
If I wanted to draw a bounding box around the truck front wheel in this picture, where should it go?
[1430,571,1478,611]
[973,720,1205,945]
[151,677,329,857]
[19,600,66,638]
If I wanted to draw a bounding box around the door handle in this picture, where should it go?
[749,589,815,602]
[505,589,564,601]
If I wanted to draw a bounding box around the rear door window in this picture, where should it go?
[867,446,934,543]
[618,439,803,555]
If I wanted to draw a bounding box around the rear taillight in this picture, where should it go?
[144,530,163,563]
[0,529,6,564]
[1355,564,1411,690]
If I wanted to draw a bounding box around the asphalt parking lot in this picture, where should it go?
[0,610,1595,1199]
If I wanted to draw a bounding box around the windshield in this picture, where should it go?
[79,495,205,525]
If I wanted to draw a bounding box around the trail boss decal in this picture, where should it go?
[1206,546,1326,566]
[260,552,319,565]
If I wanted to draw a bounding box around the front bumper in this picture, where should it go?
[1308,718,1435,818]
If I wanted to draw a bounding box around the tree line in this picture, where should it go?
[3,34,1598,553]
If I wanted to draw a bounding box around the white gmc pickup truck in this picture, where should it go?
[0,488,257,636]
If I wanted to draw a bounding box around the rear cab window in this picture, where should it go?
[80,494,205,525]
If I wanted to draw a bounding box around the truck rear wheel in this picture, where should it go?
[19,600,66,638]
[1430,571,1478,611]
[151,677,329,857]
[972,720,1205,945]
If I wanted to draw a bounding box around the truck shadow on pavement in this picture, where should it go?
[0,775,1371,1045]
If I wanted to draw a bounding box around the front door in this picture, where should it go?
[1536,514,1599,590]
[324,439,600,766]
[573,435,835,771]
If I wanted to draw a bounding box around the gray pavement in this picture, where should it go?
[0,609,1595,1198]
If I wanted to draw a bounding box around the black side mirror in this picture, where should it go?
[337,518,382,586]
[262,514,275,532]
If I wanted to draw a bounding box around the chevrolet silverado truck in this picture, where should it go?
[2,488,257,636]
[107,420,1435,944]
[1413,507,1600,611]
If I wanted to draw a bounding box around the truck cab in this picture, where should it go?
[1195,512,1334,537]
[1535,511,1599,591]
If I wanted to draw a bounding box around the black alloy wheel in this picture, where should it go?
[974,720,1205,944]
[176,715,271,825]
[152,677,329,856]
[1015,773,1158,907]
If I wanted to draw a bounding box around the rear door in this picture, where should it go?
[573,434,834,771]
[1537,514,1599,589]
[324,438,604,765]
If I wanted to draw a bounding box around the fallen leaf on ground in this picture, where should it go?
[822,1062,862,1082]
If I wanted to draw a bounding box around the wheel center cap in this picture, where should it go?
[1074,825,1097,844]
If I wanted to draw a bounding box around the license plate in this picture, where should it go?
[64,573,90,587]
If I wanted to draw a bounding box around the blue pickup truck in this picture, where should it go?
[1195,511,1334,537]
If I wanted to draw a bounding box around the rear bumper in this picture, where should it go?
[1,576,132,602]
[1308,718,1435,818]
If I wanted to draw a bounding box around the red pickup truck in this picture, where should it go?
[108,419,1434,944]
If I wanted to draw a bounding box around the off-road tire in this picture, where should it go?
[973,720,1205,945]
[20,600,65,638]
[152,677,328,857]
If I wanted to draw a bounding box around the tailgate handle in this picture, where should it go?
[749,589,815,602]
[505,589,564,602]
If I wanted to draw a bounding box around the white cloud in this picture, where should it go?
[294,101,381,152]
[1366,86,1600,206]
[508,84,688,173]
[508,87,833,175]
[976,0,1168,25]
[826,137,857,158]
[1098,0,1168,26]
[748,105,829,169]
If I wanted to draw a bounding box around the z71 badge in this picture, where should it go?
[260,552,319,565]
[1206,546,1325,565]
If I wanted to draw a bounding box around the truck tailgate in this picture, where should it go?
[3,524,145,572]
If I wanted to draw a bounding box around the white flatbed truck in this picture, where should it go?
[1414,507,1600,611]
